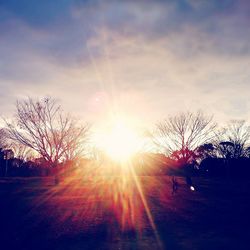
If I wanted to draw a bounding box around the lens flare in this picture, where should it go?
[94,118,142,163]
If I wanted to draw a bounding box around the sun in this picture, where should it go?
[94,118,141,162]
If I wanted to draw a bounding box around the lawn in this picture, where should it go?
[0,176,249,250]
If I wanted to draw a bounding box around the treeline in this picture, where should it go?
[1,97,250,178]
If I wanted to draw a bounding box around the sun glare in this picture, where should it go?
[95,118,141,162]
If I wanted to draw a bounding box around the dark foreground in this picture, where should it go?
[0,176,250,250]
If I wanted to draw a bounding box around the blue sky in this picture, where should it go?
[0,0,249,127]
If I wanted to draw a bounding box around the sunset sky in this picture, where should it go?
[0,0,249,128]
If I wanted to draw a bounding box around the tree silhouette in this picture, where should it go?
[196,143,216,160]
[153,111,216,167]
[0,128,9,149]
[5,97,89,167]
[216,120,250,159]
[11,142,33,162]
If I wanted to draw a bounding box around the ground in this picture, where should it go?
[0,176,249,250]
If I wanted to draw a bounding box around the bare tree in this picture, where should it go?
[0,128,10,149]
[62,125,90,162]
[5,97,89,167]
[11,142,34,161]
[153,111,216,165]
[216,120,250,159]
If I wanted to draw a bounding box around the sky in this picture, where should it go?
[0,0,250,129]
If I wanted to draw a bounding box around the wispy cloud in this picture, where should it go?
[0,0,249,126]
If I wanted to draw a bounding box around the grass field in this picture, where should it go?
[0,176,249,250]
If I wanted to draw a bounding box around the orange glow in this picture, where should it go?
[94,118,142,163]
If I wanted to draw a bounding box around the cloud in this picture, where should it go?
[0,0,249,127]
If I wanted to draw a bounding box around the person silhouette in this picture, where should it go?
[172,175,178,194]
